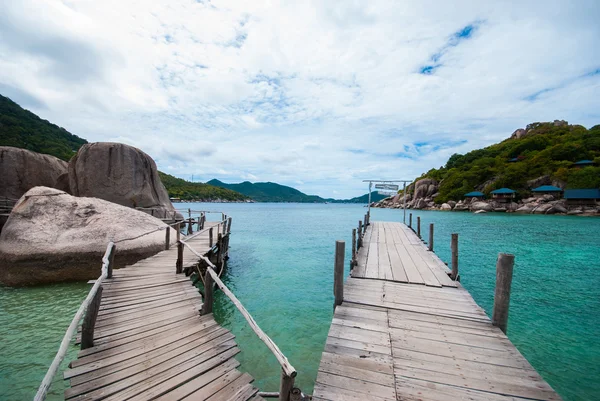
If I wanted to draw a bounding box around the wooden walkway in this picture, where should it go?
[63,222,264,401]
[314,221,561,401]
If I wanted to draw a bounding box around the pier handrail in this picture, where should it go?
[180,239,297,378]
[33,242,115,401]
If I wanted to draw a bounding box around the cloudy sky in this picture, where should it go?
[1,1,599,198]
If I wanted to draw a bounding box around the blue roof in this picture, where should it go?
[491,188,516,194]
[508,157,519,162]
[464,191,484,197]
[564,189,600,199]
[574,160,594,165]
[532,185,563,192]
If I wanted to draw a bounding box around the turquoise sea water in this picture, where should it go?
[1,203,598,400]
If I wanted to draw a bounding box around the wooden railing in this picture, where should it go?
[0,196,18,214]
[33,242,116,401]
[180,235,301,401]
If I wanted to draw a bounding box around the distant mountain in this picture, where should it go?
[0,94,88,161]
[159,173,249,202]
[207,179,387,203]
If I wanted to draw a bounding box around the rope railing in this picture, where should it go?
[33,242,115,401]
[179,236,299,401]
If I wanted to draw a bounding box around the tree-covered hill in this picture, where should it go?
[420,121,600,203]
[207,179,327,202]
[159,173,249,201]
[0,94,88,161]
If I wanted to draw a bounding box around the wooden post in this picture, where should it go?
[81,286,103,349]
[279,369,295,401]
[351,228,357,268]
[201,268,214,315]
[106,243,116,279]
[357,220,363,249]
[417,216,421,238]
[209,227,213,247]
[187,217,193,235]
[217,233,223,268]
[188,208,191,219]
[451,233,459,280]
[176,222,181,242]
[165,226,171,250]
[334,240,345,308]
[409,213,412,229]
[492,253,515,334]
[367,210,370,226]
[176,241,184,274]
[428,223,434,252]
[228,217,232,234]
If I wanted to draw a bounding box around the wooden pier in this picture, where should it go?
[34,212,301,401]
[314,220,561,401]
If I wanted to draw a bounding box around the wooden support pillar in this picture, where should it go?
[209,227,214,247]
[176,241,184,274]
[217,233,223,268]
[81,286,103,350]
[367,210,370,226]
[201,268,214,315]
[165,226,171,250]
[451,233,459,280]
[428,223,434,252]
[228,217,232,234]
[279,369,295,401]
[334,240,345,309]
[492,253,515,334]
[351,228,357,268]
[188,208,191,219]
[409,213,412,229]
[187,217,193,235]
[106,243,116,279]
[357,220,363,249]
[176,222,181,242]
[417,216,421,238]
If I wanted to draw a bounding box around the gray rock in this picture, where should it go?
[510,128,526,139]
[0,187,176,286]
[0,146,68,200]
[440,203,452,211]
[550,204,567,214]
[447,201,457,208]
[494,207,507,212]
[453,201,469,211]
[470,201,493,212]
[413,178,439,200]
[413,198,427,209]
[542,194,555,202]
[515,205,533,213]
[68,143,176,218]
[474,210,487,214]
[533,204,553,214]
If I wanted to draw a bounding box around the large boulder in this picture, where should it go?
[470,201,493,212]
[413,198,427,210]
[0,187,176,286]
[413,179,438,200]
[69,143,176,218]
[440,203,452,211]
[533,204,553,214]
[0,146,68,200]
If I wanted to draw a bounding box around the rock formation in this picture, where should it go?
[68,143,176,218]
[0,187,176,286]
[0,146,67,200]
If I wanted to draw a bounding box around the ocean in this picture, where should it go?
[0,203,598,400]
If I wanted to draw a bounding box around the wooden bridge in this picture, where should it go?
[35,211,299,401]
[313,216,561,401]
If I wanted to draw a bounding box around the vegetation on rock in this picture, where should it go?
[0,95,88,161]
[418,122,600,203]
[159,173,249,201]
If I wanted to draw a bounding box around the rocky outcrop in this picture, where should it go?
[0,146,67,200]
[440,203,452,211]
[470,201,493,212]
[0,187,176,286]
[412,179,438,201]
[68,143,176,218]
[510,128,527,140]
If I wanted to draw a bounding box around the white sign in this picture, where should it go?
[378,190,397,196]
[375,184,399,191]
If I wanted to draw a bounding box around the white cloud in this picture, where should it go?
[1,0,599,198]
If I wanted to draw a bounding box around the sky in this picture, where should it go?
[1,1,599,199]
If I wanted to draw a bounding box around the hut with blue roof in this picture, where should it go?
[563,189,600,207]
[572,160,595,168]
[490,188,516,202]
[464,191,485,200]
[531,185,563,198]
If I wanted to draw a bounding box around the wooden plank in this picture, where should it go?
[205,373,255,401]
[315,372,396,400]
[386,241,408,283]
[180,369,243,401]
[377,242,393,280]
[151,359,240,401]
[364,241,379,278]
[391,243,424,284]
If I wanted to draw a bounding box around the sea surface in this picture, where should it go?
[0,203,598,400]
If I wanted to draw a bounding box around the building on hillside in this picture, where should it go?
[464,191,485,199]
[572,160,595,168]
[490,188,516,202]
[563,189,600,207]
[531,185,563,198]
[508,157,520,163]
